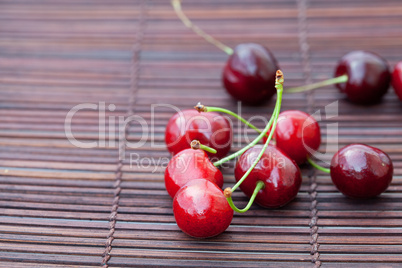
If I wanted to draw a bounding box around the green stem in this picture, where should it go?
[213,72,283,168]
[225,181,265,213]
[222,70,284,214]
[171,0,234,55]
[285,74,348,93]
[190,140,217,154]
[205,106,266,137]
[232,90,282,192]
[213,106,275,167]
[307,157,330,173]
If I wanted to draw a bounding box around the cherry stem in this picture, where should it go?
[213,70,283,168]
[224,181,265,213]
[171,0,234,55]
[190,140,217,154]
[285,74,348,94]
[307,157,330,174]
[194,102,267,138]
[232,97,281,191]
[212,107,274,167]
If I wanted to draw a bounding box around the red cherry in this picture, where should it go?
[165,148,223,198]
[334,50,391,104]
[392,61,402,101]
[165,109,232,159]
[264,110,321,165]
[234,145,302,208]
[222,43,279,105]
[173,179,233,238]
[330,144,393,198]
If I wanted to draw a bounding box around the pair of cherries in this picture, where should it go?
[165,148,233,238]
[237,108,394,199]
[172,0,401,105]
[227,49,398,105]
[226,48,400,105]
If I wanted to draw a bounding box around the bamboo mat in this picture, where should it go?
[0,0,402,267]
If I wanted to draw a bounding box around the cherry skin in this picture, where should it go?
[165,148,224,198]
[264,110,321,165]
[392,61,402,101]
[234,145,302,208]
[330,144,393,198]
[165,109,232,159]
[334,50,391,105]
[173,179,233,238]
[222,43,279,105]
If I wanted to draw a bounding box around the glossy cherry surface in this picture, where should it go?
[264,110,321,165]
[173,179,233,238]
[392,61,402,101]
[165,149,223,198]
[235,145,302,208]
[165,109,232,159]
[330,144,393,198]
[223,43,279,105]
[334,50,391,105]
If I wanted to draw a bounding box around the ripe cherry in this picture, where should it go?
[392,61,402,101]
[334,50,391,105]
[223,43,279,105]
[165,148,223,198]
[173,179,233,238]
[172,1,279,106]
[234,145,302,208]
[330,144,393,198]
[264,110,321,165]
[165,109,232,159]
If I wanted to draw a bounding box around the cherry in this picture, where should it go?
[392,61,402,101]
[222,43,279,105]
[171,1,279,106]
[264,110,321,165]
[334,50,391,104]
[173,179,233,238]
[330,144,393,198]
[165,109,232,159]
[234,145,302,208]
[165,148,223,198]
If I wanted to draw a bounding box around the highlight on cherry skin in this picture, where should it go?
[205,103,393,199]
[330,144,393,198]
[392,61,402,101]
[223,43,279,105]
[234,145,302,208]
[334,50,391,105]
[264,110,321,165]
[165,109,232,160]
[173,179,234,238]
[165,148,223,198]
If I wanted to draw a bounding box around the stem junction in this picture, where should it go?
[190,140,217,154]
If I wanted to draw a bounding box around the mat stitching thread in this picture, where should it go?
[101,1,147,266]
[296,0,321,267]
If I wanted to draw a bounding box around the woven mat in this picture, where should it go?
[1,0,402,267]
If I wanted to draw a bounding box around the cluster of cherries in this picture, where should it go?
[164,70,393,239]
[163,0,395,238]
